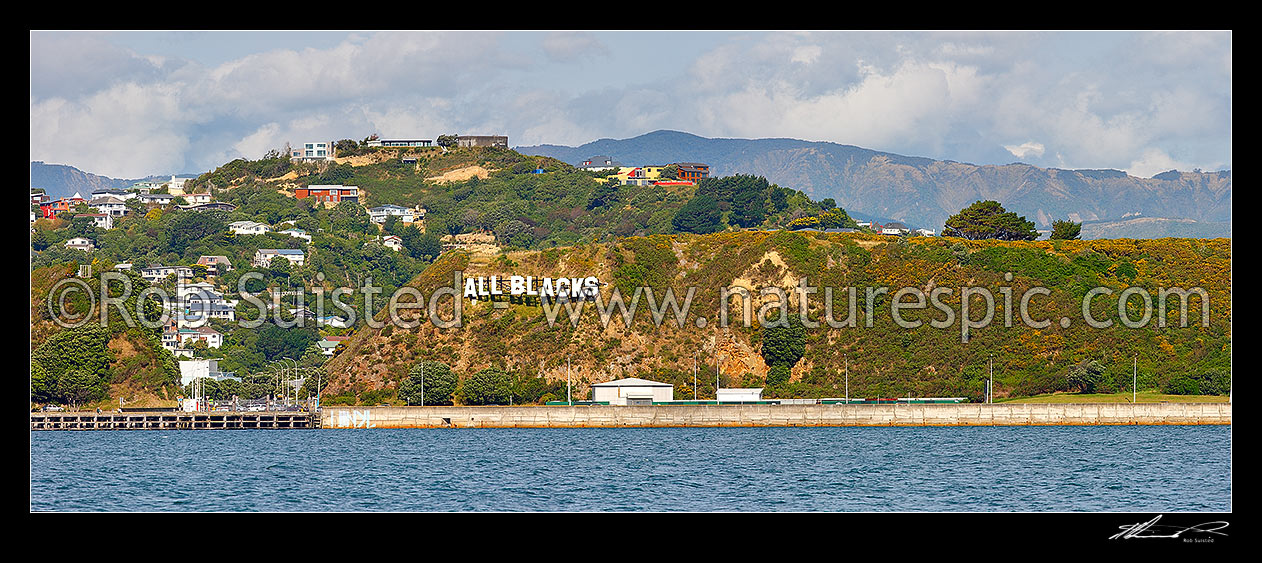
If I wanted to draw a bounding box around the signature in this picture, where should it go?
[1110,515,1229,540]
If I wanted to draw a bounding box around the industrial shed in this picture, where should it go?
[592,378,674,406]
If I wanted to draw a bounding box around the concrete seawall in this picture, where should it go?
[321,402,1232,429]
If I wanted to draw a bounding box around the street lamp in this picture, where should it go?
[988,353,994,404]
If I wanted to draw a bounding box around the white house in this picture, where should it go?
[73,213,113,230]
[280,228,312,242]
[89,196,128,217]
[164,327,223,351]
[382,235,403,252]
[229,220,272,235]
[291,141,334,161]
[184,193,212,205]
[882,222,910,236]
[369,204,419,224]
[253,248,305,267]
[140,265,193,283]
[196,256,233,275]
[64,237,95,252]
[591,377,674,406]
[914,228,936,237]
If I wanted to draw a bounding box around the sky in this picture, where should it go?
[30,30,1232,180]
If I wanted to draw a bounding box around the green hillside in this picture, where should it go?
[323,232,1231,405]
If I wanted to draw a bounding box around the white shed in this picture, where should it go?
[717,388,764,403]
[592,377,673,405]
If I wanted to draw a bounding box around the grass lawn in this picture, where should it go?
[1000,391,1230,404]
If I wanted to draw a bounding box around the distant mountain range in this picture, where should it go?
[518,130,1232,239]
[30,162,173,200]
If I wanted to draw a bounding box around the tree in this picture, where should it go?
[330,200,372,234]
[1067,361,1104,394]
[761,316,806,369]
[1050,219,1082,240]
[436,134,459,148]
[587,182,620,210]
[671,195,723,234]
[460,367,511,405]
[398,361,458,405]
[943,200,1039,241]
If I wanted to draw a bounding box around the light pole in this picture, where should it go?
[715,354,723,403]
[420,361,425,407]
[567,355,572,406]
[693,351,698,401]
[845,353,849,404]
[988,353,994,404]
[283,357,298,406]
[1133,353,1137,404]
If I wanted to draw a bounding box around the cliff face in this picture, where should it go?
[519,131,1232,233]
[322,232,1232,403]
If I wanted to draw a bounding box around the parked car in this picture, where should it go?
[43,405,65,412]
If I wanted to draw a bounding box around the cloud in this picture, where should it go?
[1126,148,1193,178]
[29,31,1231,178]
[1004,142,1045,160]
[541,32,608,63]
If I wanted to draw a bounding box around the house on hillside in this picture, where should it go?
[382,235,403,252]
[456,135,508,148]
[294,184,359,204]
[368,204,419,224]
[196,256,233,276]
[367,138,432,147]
[579,156,619,172]
[291,141,335,161]
[89,196,128,217]
[882,222,910,236]
[73,213,113,230]
[253,248,306,268]
[229,220,272,235]
[64,237,94,252]
[674,162,710,181]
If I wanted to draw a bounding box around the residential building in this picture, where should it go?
[914,228,937,237]
[164,327,223,351]
[315,316,350,329]
[456,135,508,148]
[294,184,359,204]
[578,156,619,172]
[366,138,432,147]
[141,265,193,283]
[139,193,175,206]
[674,162,710,182]
[130,181,163,193]
[229,220,272,235]
[196,256,233,276]
[41,194,86,219]
[180,202,236,213]
[368,204,419,224]
[280,228,312,242]
[291,141,335,161]
[184,193,212,205]
[254,248,306,267]
[73,213,113,230]
[382,235,403,252]
[31,192,50,205]
[591,378,674,406]
[90,188,135,201]
[317,335,352,356]
[89,196,128,217]
[168,176,189,195]
[882,222,910,236]
[64,237,94,252]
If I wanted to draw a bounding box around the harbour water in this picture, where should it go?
[30,426,1230,511]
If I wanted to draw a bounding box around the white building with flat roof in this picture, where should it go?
[717,388,764,403]
[591,377,674,406]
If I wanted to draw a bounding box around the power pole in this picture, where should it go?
[420,361,425,407]
[567,355,572,406]
[1133,353,1137,404]
[845,354,850,404]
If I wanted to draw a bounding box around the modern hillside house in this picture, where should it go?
[294,184,359,204]
[675,162,710,182]
[253,248,306,267]
[291,141,334,161]
[366,138,433,147]
[456,135,509,148]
